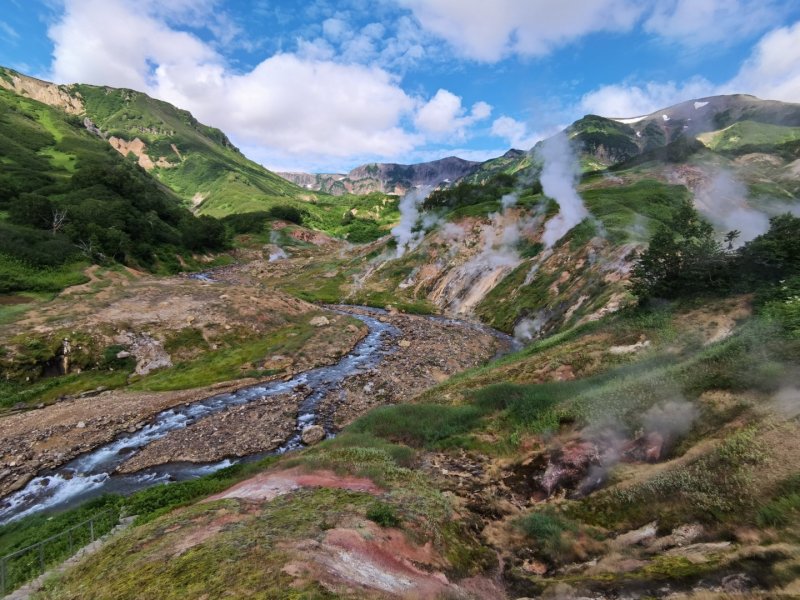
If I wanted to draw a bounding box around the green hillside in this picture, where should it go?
[71,84,307,209]
[0,87,227,293]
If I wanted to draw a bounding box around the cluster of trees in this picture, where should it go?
[422,173,524,211]
[2,158,228,268]
[631,199,800,300]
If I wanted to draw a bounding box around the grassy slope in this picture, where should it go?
[74,84,401,240]
[73,85,301,202]
[27,295,800,598]
[700,120,800,152]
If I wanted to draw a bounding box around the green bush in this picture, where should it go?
[267,205,305,225]
[757,474,800,527]
[350,404,486,448]
[471,382,563,432]
[366,502,401,527]
[514,510,578,562]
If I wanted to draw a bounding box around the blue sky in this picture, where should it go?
[2,0,800,173]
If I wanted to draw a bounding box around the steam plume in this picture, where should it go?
[537,132,589,248]
[695,170,769,245]
[391,185,434,257]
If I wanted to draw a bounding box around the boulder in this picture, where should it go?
[309,316,330,327]
[301,425,326,445]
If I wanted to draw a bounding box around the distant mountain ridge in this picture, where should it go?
[278,155,482,196]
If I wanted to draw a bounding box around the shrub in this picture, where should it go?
[350,404,486,448]
[366,502,401,527]
[514,510,578,563]
[267,205,305,225]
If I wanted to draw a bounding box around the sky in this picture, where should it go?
[2,0,800,173]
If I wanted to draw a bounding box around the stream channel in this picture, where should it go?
[0,307,517,524]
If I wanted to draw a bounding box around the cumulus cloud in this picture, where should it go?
[580,19,800,118]
[48,0,501,169]
[414,89,491,141]
[490,116,543,150]
[401,0,786,62]
[580,78,716,117]
[399,0,643,62]
[724,20,800,103]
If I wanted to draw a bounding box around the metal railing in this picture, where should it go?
[0,509,118,597]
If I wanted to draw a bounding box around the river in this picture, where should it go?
[0,307,516,524]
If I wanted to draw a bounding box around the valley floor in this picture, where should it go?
[1,241,799,600]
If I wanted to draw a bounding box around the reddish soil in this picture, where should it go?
[205,468,382,503]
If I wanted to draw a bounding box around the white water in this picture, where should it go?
[0,306,519,524]
[0,309,400,524]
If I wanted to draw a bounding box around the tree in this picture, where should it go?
[51,207,68,236]
[630,199,729,299]
[8,193,53,229]
[738,214,800,281]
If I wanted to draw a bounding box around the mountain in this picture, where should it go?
[283,93,800,338]
[1,80,800,600]
[0,74,232,292]
[0,68,309,216]
[278,155,481,195]
[461,148,531,184]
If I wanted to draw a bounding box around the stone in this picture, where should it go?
[309,316,330,327]
[76,421,86,429]
[301,425,326,445]
[398,340,411,348]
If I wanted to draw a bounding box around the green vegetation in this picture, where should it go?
[131,319,318,391]
[350,403,487,448]
[568,115,640,165]
[701,120,800,155]
[365,501,402,527]
[423,172,522,212]
[0,88,229,293]
[632,205,800,301]
[758,474,800,528]
[514,510,581,563]
[582,179,691,243]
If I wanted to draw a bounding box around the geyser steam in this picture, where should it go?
[537,132,589,248]
[391,185,434,257]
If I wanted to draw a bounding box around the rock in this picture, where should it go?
[301,425,326,445]
[649,523,705,551]
[116,350,131,359]
[76,421,86,429]
[346,324,359,333]
[721,573,756,592]
[398,340,411,348]
[612,521,658,550]
[309,316,330,327]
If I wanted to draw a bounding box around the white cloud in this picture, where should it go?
[644,0,783,47]
[414,89,491,141]
[49,0,480,167]
[580,78,715,117]
[579,20,800,118]
[490,116,543,150]
[399,0,643,62]
[724,20,800,102]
